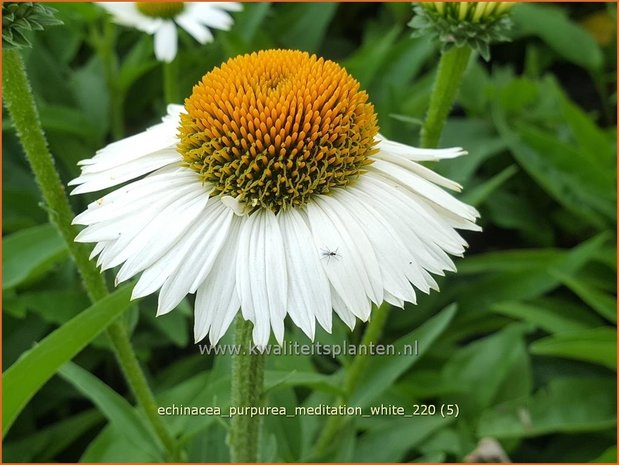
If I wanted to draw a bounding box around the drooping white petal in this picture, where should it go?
[210,2,243,12]
[236,211,288,346]
[334,188,417,305]
[176,14,214,43]
[187,3,236,30]
[156,200,234,315]
[370,159,478,222]
[305,198,377,322]
[70,150,181,195]
[98,3,161,33]
[154,21,178,63]
[376,134,467,162]
[71,107,181,190]
[194,216,242,344]
[330,285,358,331]
[106,182,210,279]
[279,208,332,339]
[73,168,199,226]
[373,149,463,192]
[315,195,383,306]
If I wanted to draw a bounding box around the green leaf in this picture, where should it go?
[592,446,617,463]
[3,409,102,462]
[478,377,616,438]
[491,300,596,334]
[552,271,617,323]
[3,223,68,290]
[461,164,518,207]
[441,324,530,415]
[438,118,507,184]
[2,285,133,434]
[498,118,615,229]
[58,361,164,460]
[273,3,338,52]
[350,304,457,408]
[530,327,616,370]
[512,4,603,70]
[81,424,161,462]
[265,370,342,396]
[353,415,452,462]
[343,26,400,89]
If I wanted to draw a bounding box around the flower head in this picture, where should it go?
[70,50,480,347]
[99,2,241,62]
[409,2,515,60]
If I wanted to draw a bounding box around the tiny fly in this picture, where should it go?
[320,247,342,264]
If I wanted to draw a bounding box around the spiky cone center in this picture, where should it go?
[178,49,379,214]
[136,2,184,19]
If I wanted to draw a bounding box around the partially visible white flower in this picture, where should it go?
[99,2,242,62]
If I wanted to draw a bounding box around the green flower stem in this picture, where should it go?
[313,302,390,456]
[2,48,178,460]
[420,45,472,148]
[229,316,265,462]
[163,59,180,104]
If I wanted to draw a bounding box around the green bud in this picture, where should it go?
[408,2,515,61]
[2,2,63,50]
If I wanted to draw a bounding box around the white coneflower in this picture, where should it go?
[99,2,241,62]
[70,50,480,347]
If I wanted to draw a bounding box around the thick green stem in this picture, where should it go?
[228,316,265,462]
[420,46,472,148]
[2,48,178,460]
[313,303,390,456]
[163,59,180,104]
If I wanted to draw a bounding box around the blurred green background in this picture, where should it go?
[2,2,617,462]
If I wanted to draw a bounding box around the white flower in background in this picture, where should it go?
[99,2,242,62]
[70,50,480,347]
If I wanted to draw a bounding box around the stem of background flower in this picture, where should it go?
[163,59,180,104]
[313,302,390,457]
[97,19,125,140]
[229,316,265,462]
[2,48,179,461]
[420,45,472,148]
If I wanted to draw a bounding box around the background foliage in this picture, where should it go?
[3,2,617,462]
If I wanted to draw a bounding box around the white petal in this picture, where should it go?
[73,168,199,226]
[98,3,161,33]
[305,199,374,322]
[154,21,178,63]
[335,189,417,304]
[279,208,332,339]
[70,150,180,195]
[330,285,358,331]
[185,3,235,30]
[370,159,478,222]
[373,150,463,191]
[194,217,242,344]
[176,14,213,44]
[316,195,383,306]
[70,108,181,193]
[108,183,210,280]
[377,134,467,162]
[156,201,234,315]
